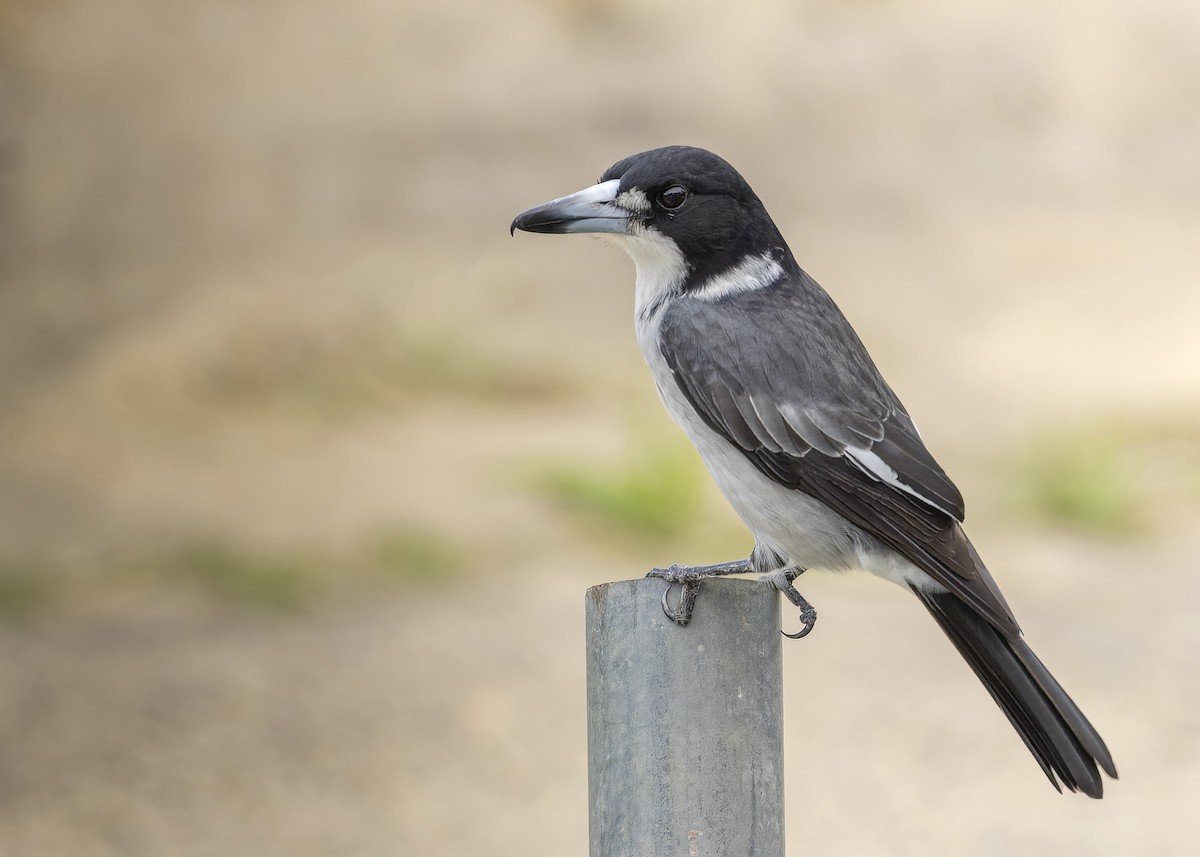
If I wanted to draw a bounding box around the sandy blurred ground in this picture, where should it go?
[0,0,1198,854]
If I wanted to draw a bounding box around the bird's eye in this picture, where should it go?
[657,185,687,211]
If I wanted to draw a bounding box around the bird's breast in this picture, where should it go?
[635,307,863,573]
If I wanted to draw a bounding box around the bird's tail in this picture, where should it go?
[912,587,1117,797]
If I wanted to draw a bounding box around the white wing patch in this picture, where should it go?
[844,444,955,517]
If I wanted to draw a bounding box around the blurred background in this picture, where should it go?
[1,0,1198,854]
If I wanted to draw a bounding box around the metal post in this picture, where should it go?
[586,578,784,857]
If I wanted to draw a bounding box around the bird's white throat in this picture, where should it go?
[607,227,690,319]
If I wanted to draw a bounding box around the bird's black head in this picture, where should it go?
[512,146,794,299]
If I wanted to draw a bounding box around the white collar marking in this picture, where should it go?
[691,253,784,303]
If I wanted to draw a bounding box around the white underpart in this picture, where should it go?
[615,242,943,594]
[844,444,955,518]
[691,252,784,302]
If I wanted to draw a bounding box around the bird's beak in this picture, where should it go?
[510,178,629,236]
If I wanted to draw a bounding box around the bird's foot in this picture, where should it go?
[646,559,753,626]
[761,568,818,639]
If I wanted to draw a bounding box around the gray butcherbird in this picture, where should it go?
[511,145,1116,797]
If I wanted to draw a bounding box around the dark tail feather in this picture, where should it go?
[912,587,1117,797]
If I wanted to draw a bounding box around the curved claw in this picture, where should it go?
[660,584,684,625]
[761,568,819,640]
[782,600,818,639]
[659,579,699,626]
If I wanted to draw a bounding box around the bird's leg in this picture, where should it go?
[646,558,753,626]
[761,568,818,639]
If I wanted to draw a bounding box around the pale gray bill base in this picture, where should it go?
[509,178,629,235]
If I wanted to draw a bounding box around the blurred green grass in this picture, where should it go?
[174,541,318,610]
[0,520,466,621]
[537,410,1200,549]
[0,559,56,619]
[1013,414,1200,537]
[371,524,464,586]
[538,432,709,541]
[1020,429,1139,535]
[5,408,1195,625]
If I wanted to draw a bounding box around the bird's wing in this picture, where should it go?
[657,279,1019,637]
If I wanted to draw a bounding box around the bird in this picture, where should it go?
[510,145,1116,797]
